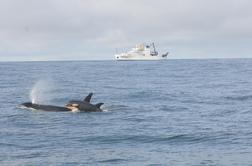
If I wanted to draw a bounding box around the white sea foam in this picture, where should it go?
[102,109,108,112]
[101,106,108,112]
[71,108,80,113]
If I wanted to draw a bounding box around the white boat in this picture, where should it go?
[115,43,168,61]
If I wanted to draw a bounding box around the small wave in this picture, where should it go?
[0,142,43,150]
[105,104,130,112]
[225,95,252,101]
[126,91,166,102]
[160,105,189,112]
[98,158,128,163]
[77,133,227,145]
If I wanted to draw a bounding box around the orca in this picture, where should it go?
[20,102,71,112]
[65,93,104,112]
[20,93,104,112]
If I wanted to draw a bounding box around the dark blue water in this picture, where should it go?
[1,59,252,165]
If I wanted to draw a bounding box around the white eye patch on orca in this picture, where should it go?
[72,103,79,107]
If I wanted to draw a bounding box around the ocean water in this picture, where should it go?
[1,59,252,166]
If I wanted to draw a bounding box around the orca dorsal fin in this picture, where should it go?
[84,93,93,102]
[95,103,104,108]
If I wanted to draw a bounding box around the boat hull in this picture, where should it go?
[115,55,167,61]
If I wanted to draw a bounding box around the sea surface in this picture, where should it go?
[0,59,252,166]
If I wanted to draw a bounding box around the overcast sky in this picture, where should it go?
[0,0,252,61]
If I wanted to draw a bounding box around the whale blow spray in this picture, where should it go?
[30,80,55,104]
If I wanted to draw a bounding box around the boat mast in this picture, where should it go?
[152,42,158,55]
[152,42,156,53]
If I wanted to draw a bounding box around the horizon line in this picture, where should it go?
[0,57,252,63]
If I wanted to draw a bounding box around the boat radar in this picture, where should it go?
[115,43,168,61]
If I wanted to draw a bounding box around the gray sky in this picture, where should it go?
[0,0,252,61]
